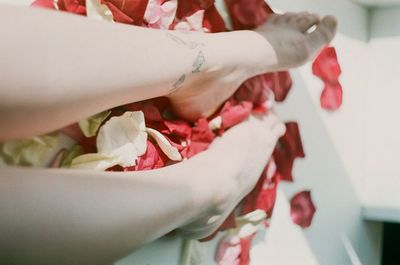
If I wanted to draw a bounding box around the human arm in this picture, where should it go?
[0,113,285,265]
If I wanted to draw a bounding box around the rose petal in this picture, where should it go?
[70,153,118,170]
[97,111,148,167]
[224,0,273,30]
[202,5,227,32]
[58,0,87,15]
[123,140,168,171]
[101,0,149,25]
[273,122,305,181]
[241,161,279,217]
[79,110,111,138]
[0,135,58,167]
[162,120,192,139]
[146,128,183,161]
[31,0,56,9]
[266,71,293,102]
[238,233,255,265]
[215,234,241,265]
[86,0,114,21]
[290,190,316,228]
[220,101,253,130]
[312,47,341,84]
[320,82,343,111]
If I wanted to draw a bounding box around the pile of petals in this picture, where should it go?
[31,0,341,264]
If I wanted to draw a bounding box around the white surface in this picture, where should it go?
[363,35,400,217]
[251,190,319,265]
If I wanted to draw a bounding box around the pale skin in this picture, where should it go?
[0,4,337,265]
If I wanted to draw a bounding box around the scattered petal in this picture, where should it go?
[224,0,273,30]
[101,0,149,25]
[290,190,316,228]
[320,82,343,111]
[97,111,148,167]
[146,128,182,161]
[220,101,253,130]
[312,47,341,84]
[70,153,118,170]
[273,122,305,181]
[78,110,111,138]
[0,135,58,167]
[86,0,114,21]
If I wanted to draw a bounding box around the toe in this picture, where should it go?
[296,13,320,32]
[306,15,338,53]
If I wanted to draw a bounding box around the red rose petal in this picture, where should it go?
[234,75,271,106]
[31,0,55,9]
[312,47,341,84]
[312,47,344,111]
[176,0,214,19]
[320,82,343,111]
[202,5,227,32]
[290,190,316,228]
[191,118,215,143]
[241,162,279,217]
[273,122,305,182]
[239,234,255,265]
[101,0,149,25]
[266,71,293,102]
[163,120,192,139]
[58,0,86,15]
[220,101,253,130]
[224,0,273,30]
[134,140,160,170]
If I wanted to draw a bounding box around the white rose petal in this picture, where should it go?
[146,127,182,161]
[70,111,148,170]
[86,0,114,22]
[208,116,222,130]
[70,153,119,171]
[238,223,258,238]
[97,111,148,167]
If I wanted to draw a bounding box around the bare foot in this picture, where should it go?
[255,12,338,70]
[168,12,338,121]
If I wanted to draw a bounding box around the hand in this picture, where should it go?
[255,12,338,70]
[177,113,286,239]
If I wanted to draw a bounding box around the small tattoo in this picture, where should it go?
[192,51,205,73]
[165,32,187,46]
[187,41,205,50]
[173,74,186,90]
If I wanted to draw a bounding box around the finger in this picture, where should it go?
[307,16,337,52]
[296,13,320,32]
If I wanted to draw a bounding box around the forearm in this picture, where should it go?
[0,4,273,140]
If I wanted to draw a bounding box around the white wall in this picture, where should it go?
[362,7,400,221]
